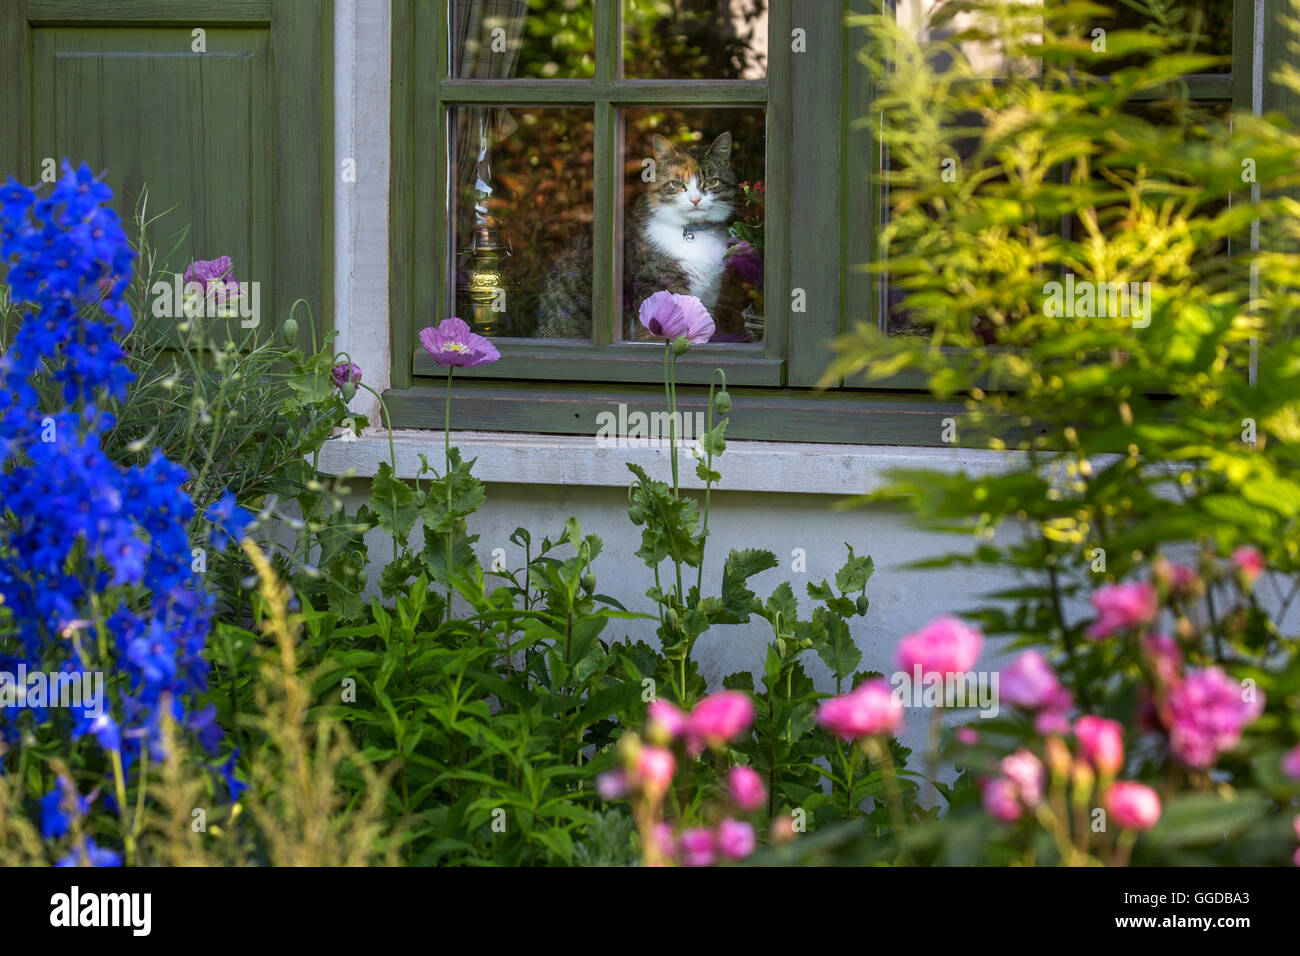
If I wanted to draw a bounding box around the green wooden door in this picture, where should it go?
[0,0,331,334]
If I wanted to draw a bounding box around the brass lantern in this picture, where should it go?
[464,111,511,336]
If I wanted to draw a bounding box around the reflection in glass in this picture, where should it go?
[894,0,1042,79]
[617,108,765,343]
[450,0,595,80]
[450,107,594,338]
[623,0,767,79]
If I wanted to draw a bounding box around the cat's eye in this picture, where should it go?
[667,180,687,190]
[702,178,720,190]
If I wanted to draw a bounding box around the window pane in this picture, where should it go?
[895,0,1042,79]
[623,0,768,79]
[618,107,766,343]
[450,106,594,338]
[450,0,595,80]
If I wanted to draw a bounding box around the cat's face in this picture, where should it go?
[646,132,736,227]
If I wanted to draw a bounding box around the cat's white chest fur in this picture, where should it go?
[644,217,728,308]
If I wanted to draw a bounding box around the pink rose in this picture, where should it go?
[635,746,676,797]
[678,827,716,867]
[895,616,984,679]
[816,678,903,741]
[1231,546,1265,584]
[716,819,757,861]
[726,765,767,813]
[956,727,980,745]
[1106,781,1162,830]
[1001,650,1060,710]
[1087,581,1158,639]
[688,691,755,749]
[981,777,1022,822]
[1074,715,1125,776]
[1281,744,1300,781]
[1000,750,1045,807]
[646,699,688,744]
[1166,667,1264,768]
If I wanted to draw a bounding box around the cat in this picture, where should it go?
[535,131,737,340]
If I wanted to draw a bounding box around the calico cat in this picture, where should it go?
[535,131,737,340]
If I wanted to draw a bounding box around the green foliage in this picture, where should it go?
[814,0,1300,866]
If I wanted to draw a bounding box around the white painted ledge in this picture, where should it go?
[315,429,1021,495]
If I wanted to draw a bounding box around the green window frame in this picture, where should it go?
[387,0,1274,445]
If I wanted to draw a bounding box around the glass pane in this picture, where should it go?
[623,0,768,79]
[619,107,766,343]
[895,0,1042,79]
[450,106,594,338]
[450,0,595,80]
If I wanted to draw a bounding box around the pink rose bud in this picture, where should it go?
[716,819,757,861]
[1035,708,1072,736]
[1000,749,1045,807]
[769,815,797,844]
[1140,633,1183,686]
[981,777,1022,822]
[1106,781,1162,831]
[1282,744,1300,781]
[726,765,767,812]
[895,616,984,679]
[1231,546,1265,584]
[688,691,755,749]
[635,746,676,798]
[1074,715,1125,776]
[649,822,677,864]
[646,699,688,744]
[956,727,980,745]
[816,677,903,741]
[1000,650,1060,710]
[1087,581,1158,639]
[678,827,716,867]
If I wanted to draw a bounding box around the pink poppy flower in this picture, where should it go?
[418,316,501,367]
[637,291,715,343]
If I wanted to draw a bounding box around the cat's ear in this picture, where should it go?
[706,132,732,161]
[651,134,678,163]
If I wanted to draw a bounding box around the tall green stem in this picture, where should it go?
[444,368,454,623]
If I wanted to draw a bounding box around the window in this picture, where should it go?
[388,0,1260,445]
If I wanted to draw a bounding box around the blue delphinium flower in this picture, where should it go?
[55,839,122,868]
[0,162,254,860]
[39,779,93,840]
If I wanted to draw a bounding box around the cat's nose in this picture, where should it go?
[690,196,702,206]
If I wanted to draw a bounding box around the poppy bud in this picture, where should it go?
[714,389,732,414]
[281,317,298,343]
